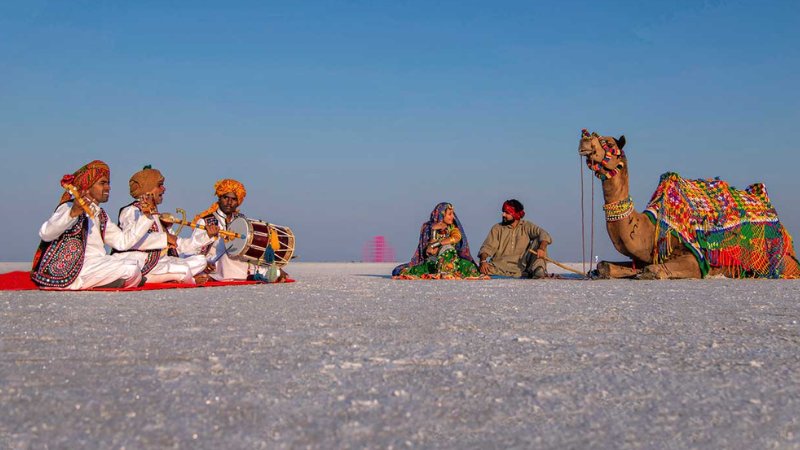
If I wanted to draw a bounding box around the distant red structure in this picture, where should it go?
[362,236,396,262]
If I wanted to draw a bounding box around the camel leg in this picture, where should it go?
[595,261,640,279]
[639,254,702,279]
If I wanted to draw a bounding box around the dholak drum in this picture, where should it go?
[225,217,295,267]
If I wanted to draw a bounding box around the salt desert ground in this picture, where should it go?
[1,262,799,448]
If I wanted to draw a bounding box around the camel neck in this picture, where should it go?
[602,172,631,205]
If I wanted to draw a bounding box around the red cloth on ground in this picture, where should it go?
[0,271,294,291]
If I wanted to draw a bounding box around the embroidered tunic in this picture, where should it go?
[33,202,155,290]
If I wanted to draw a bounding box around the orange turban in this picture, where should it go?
[59,160,110,204]
[194,179,247,221]
[129,165,164,198]
[214,179,247,202]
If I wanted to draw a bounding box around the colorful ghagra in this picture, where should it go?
[393,202,480,279]
[399,245,481,279]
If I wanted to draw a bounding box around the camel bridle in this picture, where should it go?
[581,129,626,180]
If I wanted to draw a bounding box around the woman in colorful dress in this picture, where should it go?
[392,202,482,279]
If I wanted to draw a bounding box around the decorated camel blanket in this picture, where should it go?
[643,172,799,278]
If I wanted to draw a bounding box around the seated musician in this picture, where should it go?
[117,166,219,284]
[192,179,288,282]
[31,160,158,290]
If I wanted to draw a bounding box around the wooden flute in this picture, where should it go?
[61,183,97,216]
[159,213,242,239]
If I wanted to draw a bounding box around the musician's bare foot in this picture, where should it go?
[276,270,288,283]
[194,274,209,285]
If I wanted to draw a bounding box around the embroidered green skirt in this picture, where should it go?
[399,246,480,278]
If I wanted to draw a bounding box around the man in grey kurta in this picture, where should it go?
[478,199,552,278]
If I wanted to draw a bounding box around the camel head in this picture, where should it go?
[578,129,627,180]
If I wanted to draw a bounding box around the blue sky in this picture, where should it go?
[1,0,799,263]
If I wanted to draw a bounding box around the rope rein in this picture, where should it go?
[580,154,586,274]
[578,152,596,277]
[591,173,595,273]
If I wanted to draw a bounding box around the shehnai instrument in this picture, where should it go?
[160,209,242,240]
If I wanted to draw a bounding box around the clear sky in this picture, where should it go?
[2,0,799,263]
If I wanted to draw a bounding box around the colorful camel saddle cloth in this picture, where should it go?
[643,172,799,278]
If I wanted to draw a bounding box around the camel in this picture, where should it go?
[578,129,800,279]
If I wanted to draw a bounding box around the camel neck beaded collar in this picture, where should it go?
[581,129,626,180]
[603,196,634,222]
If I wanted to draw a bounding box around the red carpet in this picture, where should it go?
[0,271,294,291]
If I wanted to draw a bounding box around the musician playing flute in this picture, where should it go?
[117,165,219,284]
[31,160,157,290]
[192,179,287,282]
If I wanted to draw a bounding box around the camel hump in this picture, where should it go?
[657,171,681,183]
[745,182,771,204]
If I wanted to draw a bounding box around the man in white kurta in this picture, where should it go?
[194,208,250,280]
[192,179,287,281]
[32,160,158,290]
[118,205,211,284]
[117,166,215,284]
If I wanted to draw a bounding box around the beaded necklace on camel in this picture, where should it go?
[603,196,634,222]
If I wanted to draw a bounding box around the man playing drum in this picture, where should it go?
[117,165,219,284]
[192,179,289,282]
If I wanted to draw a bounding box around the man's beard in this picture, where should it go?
[501,217,514,226]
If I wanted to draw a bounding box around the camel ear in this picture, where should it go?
[615,135,626,150]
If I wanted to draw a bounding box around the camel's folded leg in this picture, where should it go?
[596,261,640,279]
[639,253,702,279]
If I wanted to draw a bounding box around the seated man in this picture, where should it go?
[478,199,553,279]
[192,179,287,282]
[117,165,219,284]
[31,160,158,290]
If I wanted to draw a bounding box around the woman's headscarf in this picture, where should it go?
[392,202,476,276]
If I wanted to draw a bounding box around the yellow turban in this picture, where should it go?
[129,165,164,199]
[194,178,247,221]
[59,160,110,204]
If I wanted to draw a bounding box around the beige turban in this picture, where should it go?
[129,165,164,199]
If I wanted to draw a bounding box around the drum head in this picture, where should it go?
[225,217,250,256]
